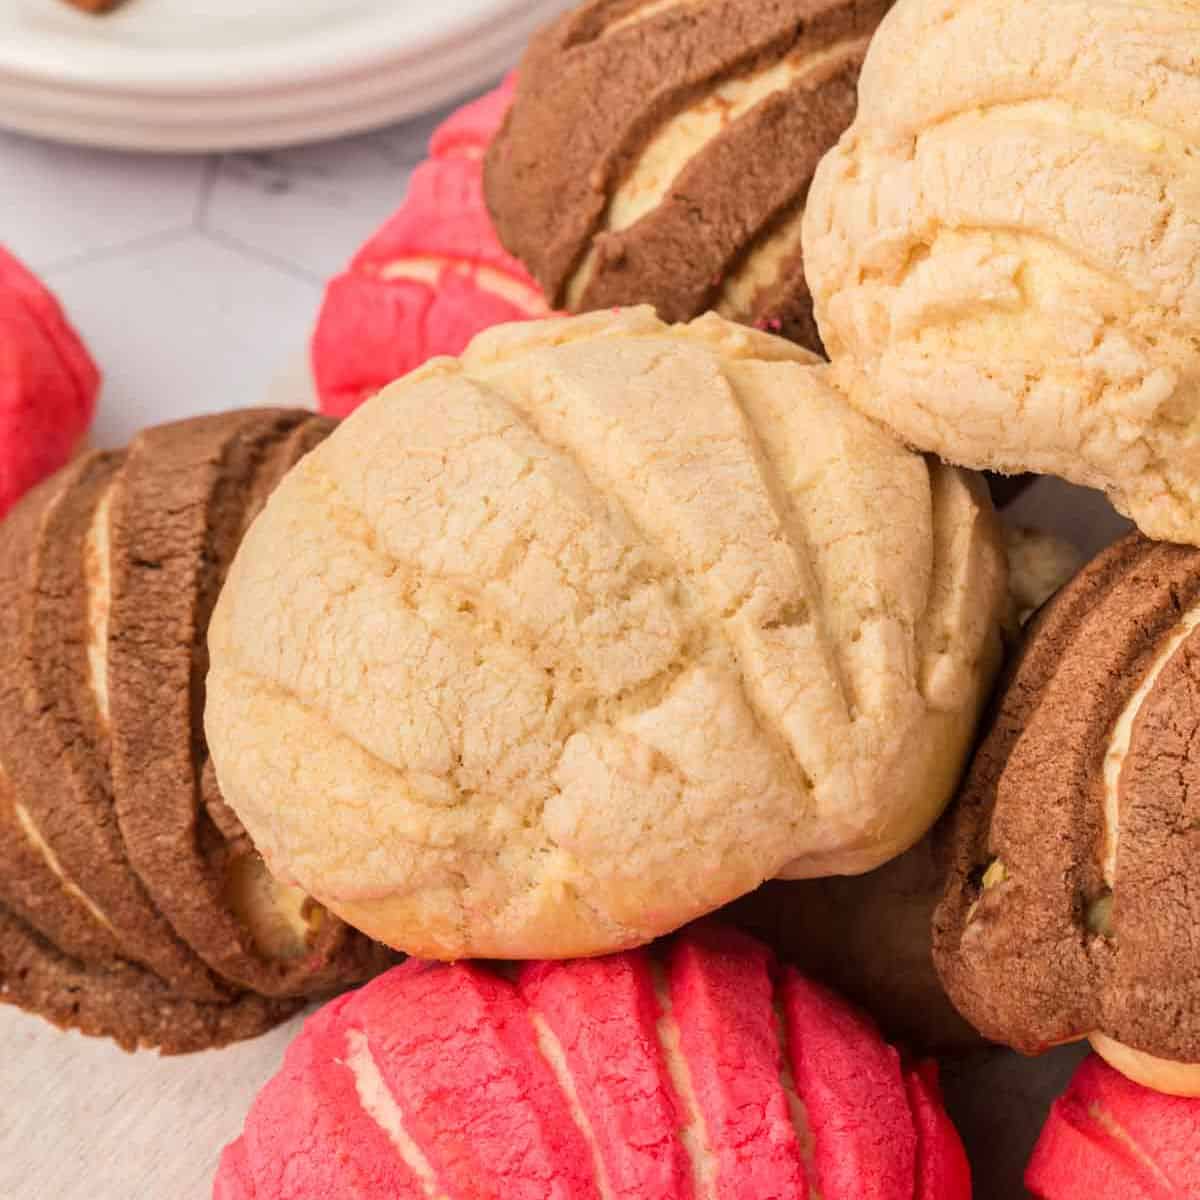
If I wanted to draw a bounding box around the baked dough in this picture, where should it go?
[208,308,1007,960]
[803,0,1200,545]
[485,0,892,350]
[935,534,1200,1094]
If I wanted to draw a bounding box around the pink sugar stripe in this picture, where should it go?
[238,994,426,1200]
[520,950,695,1200]
[668,926,811,1200]
[781,969,915,1200]
[352,958,603,1200]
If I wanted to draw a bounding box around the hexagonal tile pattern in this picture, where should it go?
[0,128,207,271]
[43,232,321,448]
[202,101,452,280]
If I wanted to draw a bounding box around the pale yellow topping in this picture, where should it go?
[222,852,317,960]
[1091,1031,1200,1099]
[380,257,547,316]
[804,0,1200,543]
[205,308,1006,960]
[83,486,114,727]
[345,1029,450,1200]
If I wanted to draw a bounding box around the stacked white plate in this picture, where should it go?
[0,0,572,153]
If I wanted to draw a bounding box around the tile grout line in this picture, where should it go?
[39,226,197,279]
[192,155,221,229]
[199,227,326,287]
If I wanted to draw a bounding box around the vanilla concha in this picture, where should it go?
[803,0,1200,546]
[206,308,1007,960]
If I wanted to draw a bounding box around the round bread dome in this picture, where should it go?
[803,0,1200,545]
[207,308,1007,960]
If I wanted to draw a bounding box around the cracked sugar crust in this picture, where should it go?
[802,0,1200,545]
[206,307,1007,960]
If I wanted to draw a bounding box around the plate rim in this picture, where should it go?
[0,0,561,93]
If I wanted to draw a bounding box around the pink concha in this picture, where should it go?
[906,1063,972,1200]
[312,76,551,419]
[1027,1055,1200,1199]
[429,76,520,158]
[0,245,99,516]
[214,925,971,1199]
[236,993,426,1199]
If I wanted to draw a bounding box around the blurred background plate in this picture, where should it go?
[0,0,569,151]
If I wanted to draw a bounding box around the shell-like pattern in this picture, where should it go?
[936,534,1200,1064]
[803,0,1200,545]
[208,308,1007,960]
[485,0,892,350]
[214,925,970,1200]
[0,411,391,1053]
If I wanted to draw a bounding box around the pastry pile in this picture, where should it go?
[0,410,392,1052]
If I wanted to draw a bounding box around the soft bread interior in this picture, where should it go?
[1090,1033,1200,1099]
[222,852,320,961]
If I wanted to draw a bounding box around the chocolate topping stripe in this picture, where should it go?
[486,0,893,348]
[935,534,1200,1063]
[0,410,393,1053]
[1102,603,1200,888]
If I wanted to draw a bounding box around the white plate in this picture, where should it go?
[0,0,569,152]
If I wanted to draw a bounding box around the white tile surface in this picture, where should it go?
[0,1003,305,1200]
[0,128,207,271]
[0,93,446,447]
[43,232,321,448]
[202,110,448,280]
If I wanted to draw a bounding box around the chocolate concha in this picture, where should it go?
[0,905,300,1056]
[934,533,1200,1092]
[0,452,216,998]
[0,410,393,1052]
[485,0,891,350]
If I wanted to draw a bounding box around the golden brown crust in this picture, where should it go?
[803,0,1200,545]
